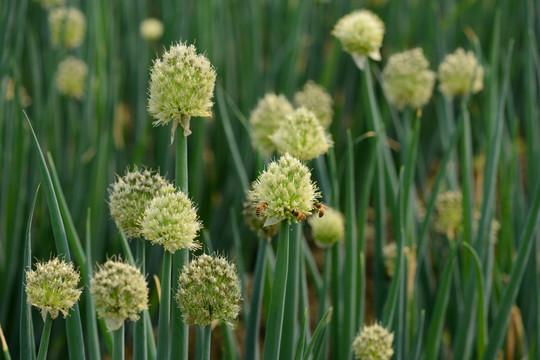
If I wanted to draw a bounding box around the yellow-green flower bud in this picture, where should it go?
[248,153,320,226]
[308,206,344,247]
[109,169,175,239]
[270,107,332,161]
[140,18,164,41]
[382,48,435,110]
[4,77,31,107]
[293,81,334,128]
[25,258,81,320]
[243,191,279,240]
[148,42,216,136]
[49,7,86,49]
[352,323,394,360]
[434,190,463,240]
[332,10,385,69]
[141,191,202,253]
[55,57,87,99]
[438,48,484,97]
[249,93,294,156]
[91,260,148,331]
[176,254,241,326]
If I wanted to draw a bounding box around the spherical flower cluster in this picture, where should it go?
[438,48,484,97]
[141,191,201,253]
[249,153,320,226]
[249,93,294,156]
[270,107,332,161]
[332,10,385,69]
[48,7,86,49]
[352,323,394,360]
[148,43,216,136]
[243,192,279,240]
[109,169,175,238]
[55,57,87,99]
[293,81,334,128]
[34,0,65,9]
[25,258,81,320]
[176,254,241,325]
[91,260,148,331]
[140,18,164,41]
[308,206,344,247]
[382,48,435,110]
[434,190,463,240]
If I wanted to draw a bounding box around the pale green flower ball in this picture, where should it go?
[308,206,344,247]
[434,190,463,240]
[382,48,435,110]
[55,57,87,99]
[25,258,81,320]
[140,18,164,41]
[332,10,385,69]
[438,48,484,97]
[49,7,86,49]
[141,191,202,253]
[249,153,320,226]
[91,260,148,331]
[249,93,294,156]
[176,254,241,326]
[294,81,334,128]
[243,191,279,240]
[148,43,216,135]
[109,169,175,239]
[352,324,394,360]
[270,107,332,161]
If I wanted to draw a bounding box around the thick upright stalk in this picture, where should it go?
[171,126,189,359]
[263,222,290,359]
[157,252,172,360]
[280,223,301,359]
[133,240,147,360]
[197,326,211,360]
[245,240,269,360]
[341,131,357,359]
[37,316,53,360]
[113,325,125,360]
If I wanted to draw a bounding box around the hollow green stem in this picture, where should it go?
[263,222,290,360]
[133,241,147,360]
[171,124,189,360]
[113,324,125,360]
[157,251,172,360]
[37,316,53,360]
[245,239,268,360]
[280,223,301,359]
[197,326,211,360]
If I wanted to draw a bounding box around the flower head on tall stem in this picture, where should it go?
[55,57,87,100]
[332,10,385,69]
[248,153,320,226]
[176,254,241,326]
[352,323,394,360]
[25,258,81,320]
[48,7,86,49]
[382,48,435,110]
[141,191,202,253]
[91,259,148,331]
[249,93,294,156]
[293,81,334,128]
[109,168,175,239]
[270,107,333,161]
[308,205,344,247]
[148,42,216,137]
[438,48,484,97]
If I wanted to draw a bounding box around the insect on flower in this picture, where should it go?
[314,202,326,217]
[291,209,307,222]
[255,202,268,217]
